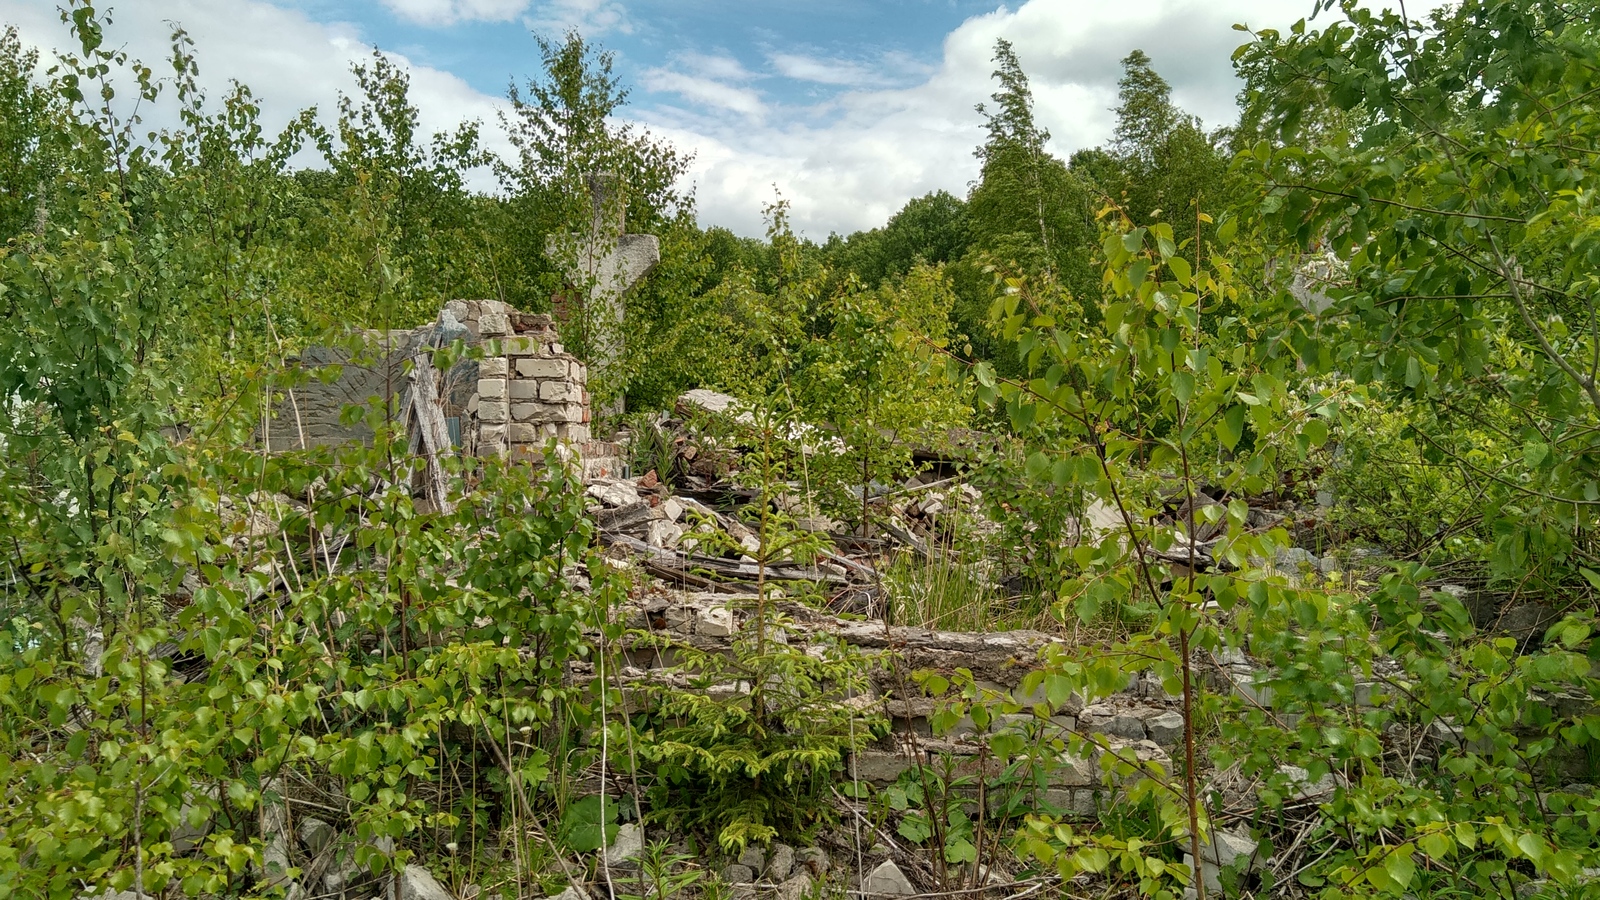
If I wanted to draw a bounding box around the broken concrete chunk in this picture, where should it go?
[661,497,685,523]
[678,389,741,418]
[298,816,336,855]
[862,859,915,895]
[604,822,644,870]
[587,480,641,508]
[774,873,813,900]
[697,604,735,637]
[764,843,795,881]
[737,844,767,873]
[646,519,684,550]
[796,847,829,876]
[1145,711,1185,747]
[396,865,455,900]
[597,501,664,533]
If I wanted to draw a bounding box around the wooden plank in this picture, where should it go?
[406,352,455,514]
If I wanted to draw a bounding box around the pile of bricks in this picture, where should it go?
[473,311,592,460]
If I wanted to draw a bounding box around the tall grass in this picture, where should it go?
[883,547,1040,632]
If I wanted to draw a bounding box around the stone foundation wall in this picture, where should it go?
[263,300,615,470]
[261,332,427,451]
[470,311,592,460]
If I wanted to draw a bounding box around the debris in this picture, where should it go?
[604,822,644,870]
[764,843,795,881]
[396,865,455,900]
[861,860,915,895]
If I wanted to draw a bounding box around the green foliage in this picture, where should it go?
[822,190,971,291]
[0,26,51,241]
[630,402,883,853]
[1243,0,1600,592]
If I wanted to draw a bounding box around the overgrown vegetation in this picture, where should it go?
[3,1,1600,898]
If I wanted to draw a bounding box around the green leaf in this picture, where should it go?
[1168,255,1193,286]
[1302,418,1329,448]
[1523,442,1549,468]
[1581,568,1600,591]
[974,361,996,388]
[1417,831,1453,860]
[1218,405,1246,451]
[1216,216,1238,246]
[1025,451,1051,480]
[557,795,620,853]
[1172,371,1195,405]
[1516,832,1545,863]
[1051,456,1073,487]
[945,838,977,864]
[1383,850,1415,891]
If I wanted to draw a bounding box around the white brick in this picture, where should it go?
[515,357,569,379]
[508,380,541,400]
[479,357,507,378]
[478,401,508,424]
[509,423,542,443]
[477,379,506,400]
[504,336,539,356]
[478,313,510,336]
[541,381,580,403]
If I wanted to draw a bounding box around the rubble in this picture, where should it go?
[862,860,916,895]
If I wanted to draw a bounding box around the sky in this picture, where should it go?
[0,0,1448,237]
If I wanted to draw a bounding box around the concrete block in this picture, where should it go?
[1146,711,1185,747]
[604,822,644,870]
[862,860,915,895]
[505,336,540,356]
[697,604,734,636]
[511,402,545,422]
[478,313,510,336]
[851,750,916,784]
[541,380,581,403]
[516,357,570,378]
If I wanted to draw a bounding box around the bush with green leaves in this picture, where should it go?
[626,400,884,853]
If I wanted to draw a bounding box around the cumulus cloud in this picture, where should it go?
[654,0,1454,237]
[524,0,631,37]
[769,51,891,88]
[0,0,1457,238]
[381,0,531,27]
[0,0,510,188]
[643,51,765,120]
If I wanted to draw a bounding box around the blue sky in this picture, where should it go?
[1,0,1448,237]
[278,0,1002,107]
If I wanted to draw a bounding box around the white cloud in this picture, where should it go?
[644,69,765,118]
[651,0,1455,238]
[643,51,764,119]
[0,0,510,189]
[381,0,531,27]
[524,0,631,37]
[0,0,1460,239]
[769,52,889,88]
